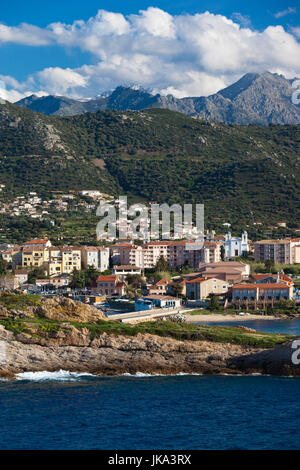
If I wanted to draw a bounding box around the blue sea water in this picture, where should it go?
[0,319,299,450]
[0,374,299,450]
[200,318,300,335]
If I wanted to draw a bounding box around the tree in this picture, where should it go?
[208,293,220,311]
[264,259,274,272]
[126,274,145,298]
[126,274,143,289]
[84,265,100,287]
[220,246,225,261]
[70,269,85,289]
[171,283,183,297]
[28,267,48,284]
[0,256,7,276]
[155,255,169,273]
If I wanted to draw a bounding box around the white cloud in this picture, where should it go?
[0,23,52,46]
[274,7,296,19]
[1,8,300,101]
[36,67,88,95]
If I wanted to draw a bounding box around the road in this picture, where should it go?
[106,307,195,324]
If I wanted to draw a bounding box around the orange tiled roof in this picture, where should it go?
[232,283,290,290]
[96,275,117,282]
[251,273,293,284]
[24,239,48,245]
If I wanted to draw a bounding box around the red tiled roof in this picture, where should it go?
[186,277,207,284]
[154,279,169,286]
[96,275,117,282]
[24,239,48,245]
[251,273,293,283]
[232,283,290,290]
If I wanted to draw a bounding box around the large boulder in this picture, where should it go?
[33,297,106,323]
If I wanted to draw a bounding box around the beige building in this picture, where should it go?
[186,277,229,300]
[197,261,250,284]
[147,278,170,295]
[254,238,300,264]
[22,247,49,268]
[22,246,82,276]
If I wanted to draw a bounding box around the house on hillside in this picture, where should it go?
[14,270,28,285]
[147,278,170,295]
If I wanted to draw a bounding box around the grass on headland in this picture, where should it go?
[187,309,226,316]
[0,316,294,349]
[0,293,41,310]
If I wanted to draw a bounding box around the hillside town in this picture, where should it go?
[1,229,300,317]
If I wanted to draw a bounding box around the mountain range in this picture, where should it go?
[16,72,300,125]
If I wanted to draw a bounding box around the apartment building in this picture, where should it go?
[28,246,82,276]
[82,246,110,272]
[254,238,300,264]
[22,247,49,268]
[61,247,82,274]
[231,283,293,304]
[118,240,222,269]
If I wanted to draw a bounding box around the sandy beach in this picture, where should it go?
[185,313,278,323]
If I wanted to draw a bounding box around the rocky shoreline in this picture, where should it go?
[0,324,299,379]
[0,294,299,379]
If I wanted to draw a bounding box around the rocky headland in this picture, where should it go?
[0,294,299,379]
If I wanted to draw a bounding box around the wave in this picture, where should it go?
[16,370,97,382]
[11,370,296,382]
[121,372,203,377]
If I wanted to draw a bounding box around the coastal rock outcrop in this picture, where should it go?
[33,297,106,323]
[0,296,106,323]
[1,323,298,378]
[0,326,255,377]
[230,339,300,376]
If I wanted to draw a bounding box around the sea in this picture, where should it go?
[0,318,299,450]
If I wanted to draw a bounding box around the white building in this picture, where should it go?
[82,246,110,272]
[225,231,249,258]
[112,265,142,280]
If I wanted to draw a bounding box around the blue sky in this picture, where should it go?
[0,1,299,101]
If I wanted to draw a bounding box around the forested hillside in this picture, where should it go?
[0,101,300,225]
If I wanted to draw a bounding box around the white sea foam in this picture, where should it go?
[121,372,203,377]
[16,370,97,382]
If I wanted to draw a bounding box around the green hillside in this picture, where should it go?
[0,102,300,225]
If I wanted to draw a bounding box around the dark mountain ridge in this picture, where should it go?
[15,72,300,125]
